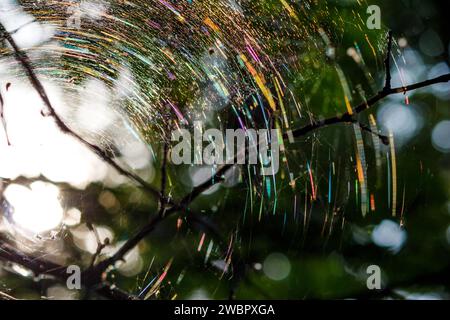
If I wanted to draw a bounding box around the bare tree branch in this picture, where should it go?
[289,74,450,139]
[0,290,17,300]
[88,223,110,267]
[1,25,449,301]
[383,30,393,92]
[159,143,169,207]
[85,214,164,284]
[177,164,232,209]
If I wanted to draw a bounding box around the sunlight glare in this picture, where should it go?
[4,181,63,233]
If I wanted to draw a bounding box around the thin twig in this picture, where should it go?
[83,213,165,284]
[383,31,393,92]
[288,73,450,139]
[88,223,110,267]
[0,290,17,300]
[160,143,169,206]
[177,164,232,209]
[0,92,11,146]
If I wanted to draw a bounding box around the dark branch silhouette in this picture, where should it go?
[383,31,393,92]
[288,75,450,139]
[0,291,16,300]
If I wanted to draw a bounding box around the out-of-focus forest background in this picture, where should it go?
[0,0,449,299]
